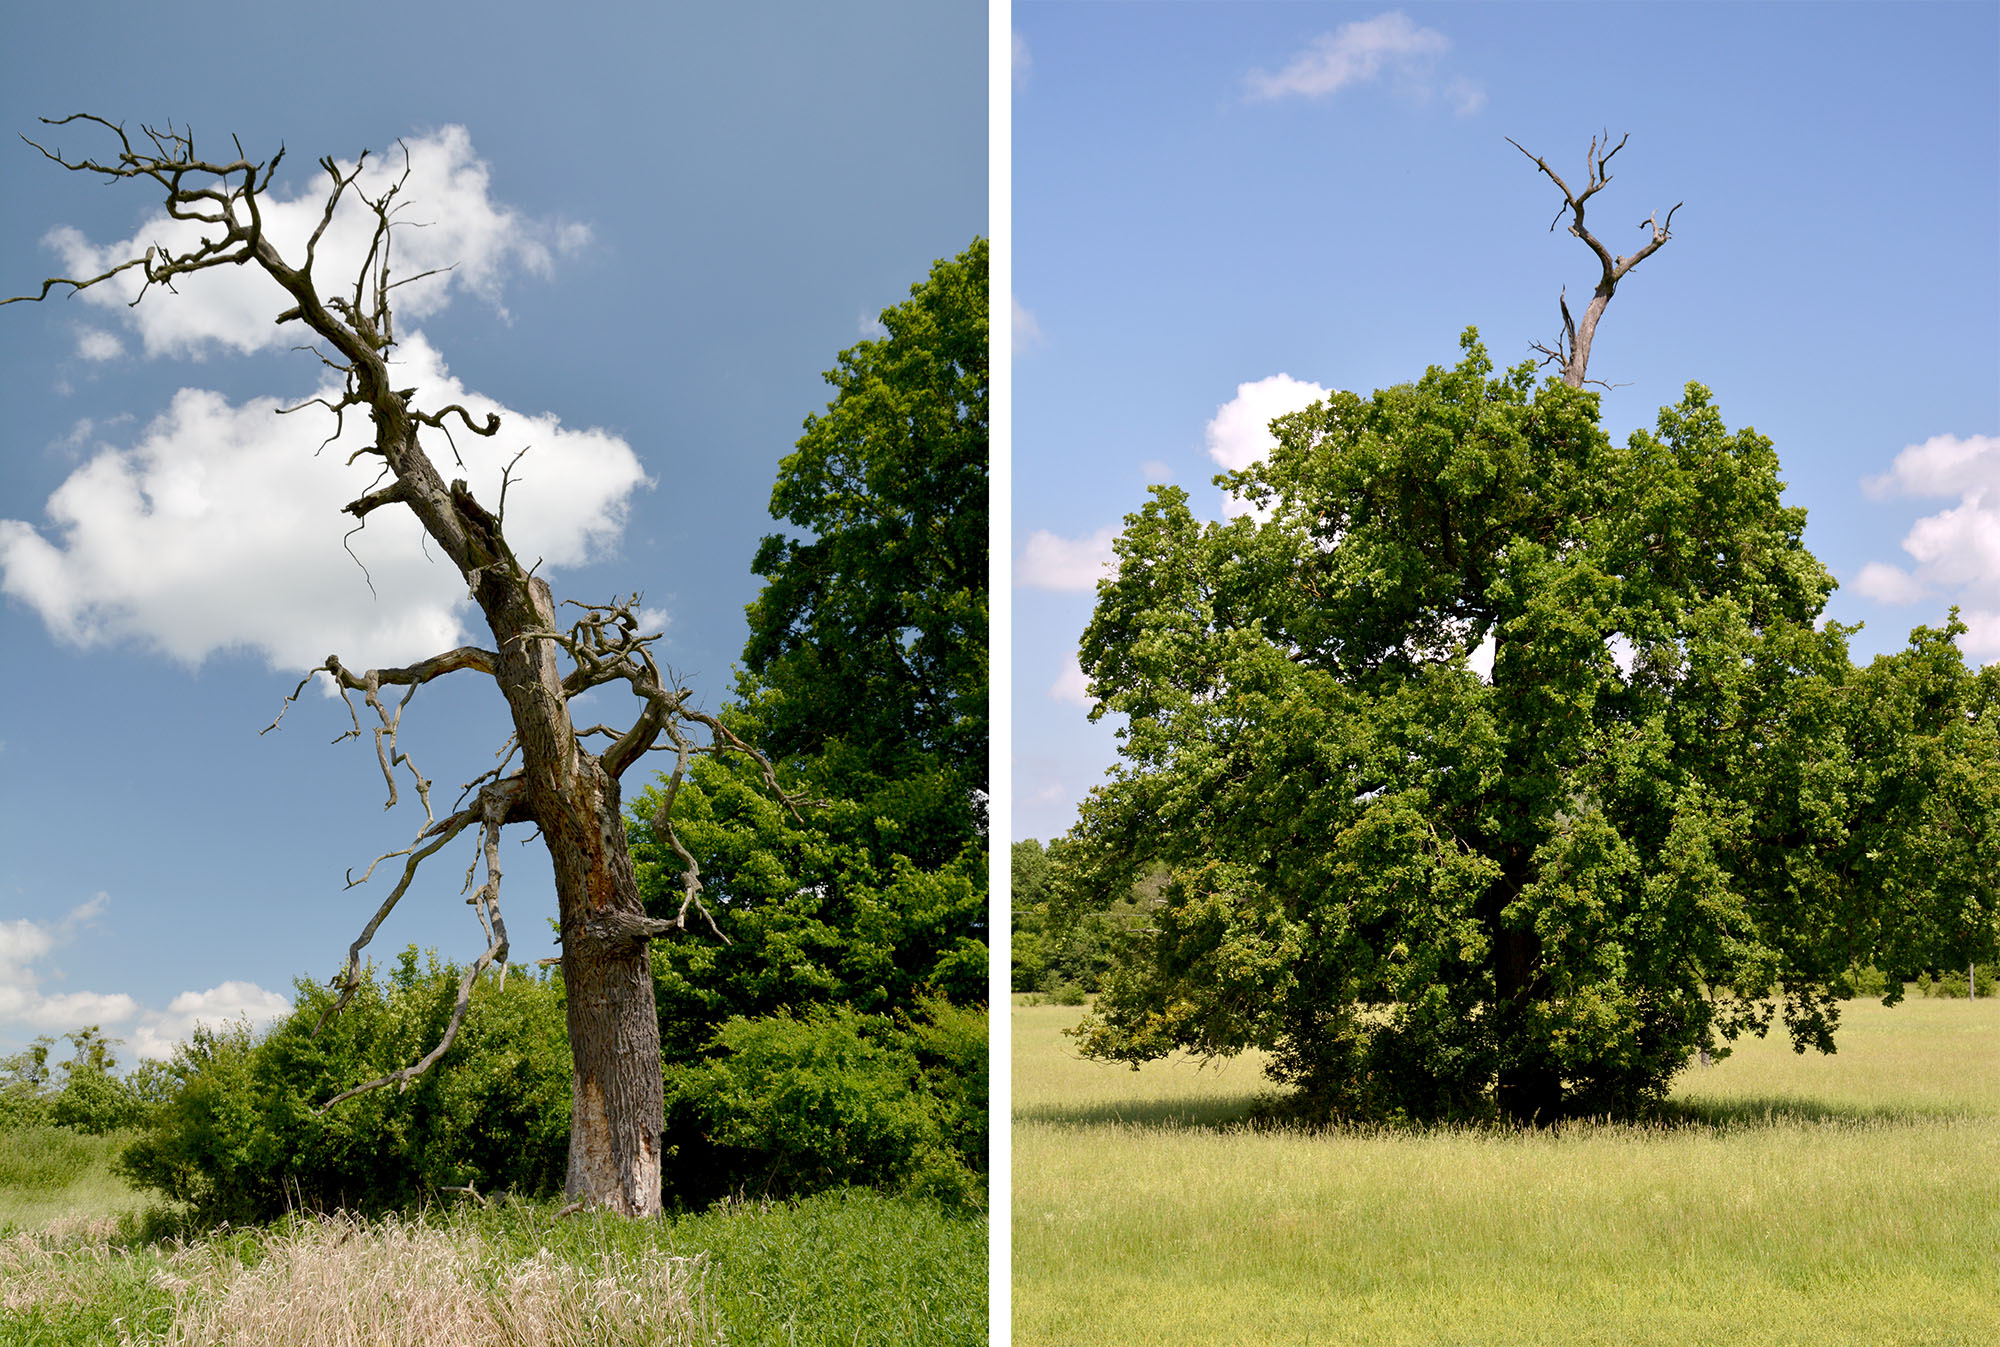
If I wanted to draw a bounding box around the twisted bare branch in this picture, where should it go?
[1508,131,1682,387]
[317,781,522,1110]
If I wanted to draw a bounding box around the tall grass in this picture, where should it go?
[1014,996,2000,1346]
[0,1127,153,1235]
[1,1172,985,1346]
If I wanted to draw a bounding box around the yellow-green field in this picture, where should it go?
[1014,995,2000,1346]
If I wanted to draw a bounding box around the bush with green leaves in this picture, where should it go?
[662,1000,985,1212]
[0,1026,156,1134]
[118,948,571,1223]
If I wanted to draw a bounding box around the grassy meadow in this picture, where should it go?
[0,1135,986,1347]
[1014,994,2000,1346]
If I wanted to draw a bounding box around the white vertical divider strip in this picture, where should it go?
[987,1,1014,1343]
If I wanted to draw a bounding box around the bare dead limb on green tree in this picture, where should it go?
[1507,131,1681,388]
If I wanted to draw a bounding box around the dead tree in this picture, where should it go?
[3,116,798,1217]
[1507,131,1681,388]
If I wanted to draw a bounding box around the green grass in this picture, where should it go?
[1014,995,2000,1346]
[0,1133,986,1346]
[0,1128,154,1235]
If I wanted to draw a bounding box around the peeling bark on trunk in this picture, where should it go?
[483,574,666,1215]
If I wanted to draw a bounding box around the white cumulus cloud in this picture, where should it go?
[0,332,647,671]
[1246,11,1481,113]
[42,125,589,358]
[131,982,294,1060]
[1852,433,2000,657]
[1018,526,1116,592]
[0,895,139,1035]
[1206,374,1331,519]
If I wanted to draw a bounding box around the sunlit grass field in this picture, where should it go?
[1014,995,2000,1346]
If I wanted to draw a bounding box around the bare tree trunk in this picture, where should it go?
[483,572,666,1211]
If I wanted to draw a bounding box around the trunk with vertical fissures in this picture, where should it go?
[478,570,665,1216]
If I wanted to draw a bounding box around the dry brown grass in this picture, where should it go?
[140,1213,716,1347]
[0,1211,720,1346]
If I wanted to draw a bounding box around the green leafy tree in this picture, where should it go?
[1011,840,1054,993]
[1063,332,2000,1123]
[630,240,988,1199]
[1839,618,2000,988]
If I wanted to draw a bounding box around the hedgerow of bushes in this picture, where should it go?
[91,946,983,1224]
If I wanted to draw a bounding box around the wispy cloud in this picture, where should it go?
[74,328,123,361]
[1,896,291,1057]
[1050,655,1092,706]
[1247,11,1484,115]
[0,896,136,1034]
[1013,296,1044,350]
[1018,526,1116,592]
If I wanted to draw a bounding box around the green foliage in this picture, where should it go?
[0,1028,152,1135]
[631,241,989,1203]
[1065,332,2000,1122]
[740,237,989,790]
[1914,964,1992,998]
[1011,838,1155,997]
[663,1002,984,1212]
[117,949,571,1224]
[1011,839,1055,993]
[0,1123,97,1192]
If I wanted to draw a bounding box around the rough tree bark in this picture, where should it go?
[1508,132,1681,388]
[3,117,795,1216]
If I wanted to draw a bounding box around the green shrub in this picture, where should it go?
[663,1002,984,1212]
[1912,964,1990,998]
[118,949,572,1223]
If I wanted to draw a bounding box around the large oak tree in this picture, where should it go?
[1060,333,2000,1122]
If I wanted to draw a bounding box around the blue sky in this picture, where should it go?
[1012,2,1999,843]
[0,0,985,1059]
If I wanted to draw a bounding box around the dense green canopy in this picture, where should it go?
[633,238,987,1036]
[1060,332,2000,1122]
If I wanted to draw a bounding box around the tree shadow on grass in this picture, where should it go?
[1013,1094,1269,1130]
[1020,1090,1970,1136]
[1649,1094,1971,1134]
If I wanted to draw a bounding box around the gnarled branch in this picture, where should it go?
[1508,131,1682,388]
